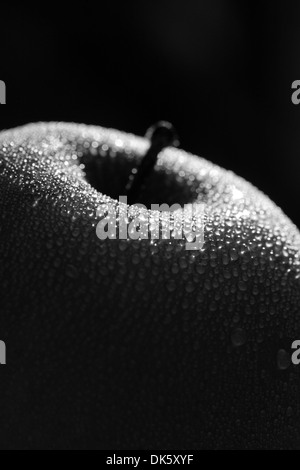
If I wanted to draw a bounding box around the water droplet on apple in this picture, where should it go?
[231,328,246,347]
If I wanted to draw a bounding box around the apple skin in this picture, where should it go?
[0,122,300,450]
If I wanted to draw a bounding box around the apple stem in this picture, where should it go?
[126,121,179,205]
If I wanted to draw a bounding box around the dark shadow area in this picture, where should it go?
[81,148,195,208]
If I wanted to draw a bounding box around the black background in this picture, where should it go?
[1,1,300,227]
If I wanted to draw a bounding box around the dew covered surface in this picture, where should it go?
[0,122,300,449]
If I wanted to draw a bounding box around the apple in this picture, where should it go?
[0,122,300,449]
